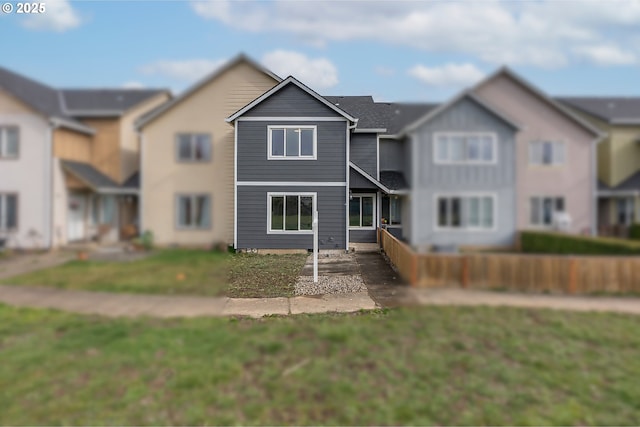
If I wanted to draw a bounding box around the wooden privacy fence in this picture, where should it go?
[378,228,640,294]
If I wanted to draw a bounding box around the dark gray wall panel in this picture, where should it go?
[237,185,346,250]
[237,121,347,182]
[243,84,341,117]
[349,168,377,189]
[380,139,405,171]
[350,133,377,176]
[349,229,377,243]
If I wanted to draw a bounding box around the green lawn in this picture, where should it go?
[0,305,639,425]
[1,250,308,298]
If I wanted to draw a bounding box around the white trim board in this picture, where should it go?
[266,192,317,235]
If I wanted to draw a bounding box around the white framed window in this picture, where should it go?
[0,193,18,230]
[176,194,211,229]
[267,192,316,234]
[0,127,19,159]
[530,196,564,226]
[529,141,565,166]
[268,126,317,160]
[176,133,212,162]
[616,197,635,226]
[434,133,497,164]
[435,194,496,230]
[349,194,375,229]
[382,195,402,226]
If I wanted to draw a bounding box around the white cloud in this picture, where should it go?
[122,81,146,89]
[408,63,485,88]
[574,44,638,66]
[191,0,640,69]
[375,66,395,77]
[262,50,338,89]
[22,0,82,32]
[139,59,227,82]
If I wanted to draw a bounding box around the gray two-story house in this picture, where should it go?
[227,77,356,251]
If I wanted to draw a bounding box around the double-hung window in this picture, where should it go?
[176,194,211,229]
[349,194,375,229]
[268,193,315,233]
[0,194,18,230]
[0,127,19,159]
[436,195,495,230]
[530,197,564,226]
[268,126,316,159]
[176,133,211,162]
[434,133,496,164]
[529,141,565,166]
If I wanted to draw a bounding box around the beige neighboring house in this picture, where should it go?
[136,54,280,246]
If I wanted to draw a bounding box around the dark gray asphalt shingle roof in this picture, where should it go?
[598,170,640,192]
[123,172,140,189]
[61,89,168,114]
[61,160,119,189]
[0,66,78,123]
[557,97,640,123]
[380,171,408,191]
[324,96,438,134]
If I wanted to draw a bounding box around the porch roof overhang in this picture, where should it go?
[61,160,139,195]
[597,171,640,197]
[349,162,409,195]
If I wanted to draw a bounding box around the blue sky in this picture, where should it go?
[2,0,640,102]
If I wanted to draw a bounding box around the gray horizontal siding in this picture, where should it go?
[380,139,405,171]
[349,168,378,189]
[350,133,377,177]
[237,121,347,182]
[237,185,346,250]
[243,83,341,117]
[349,229,377,243]
[411,96,517,247]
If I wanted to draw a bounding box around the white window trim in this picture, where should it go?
[267,125,317,160]
[0,193,17,231]
[349,193,376,230]
[528,140,566,166]
[175,133,212,162]
[432,132,498,165]
[382,195,402,226]
[528,196,565,228]
[433,192,498,232]
[175,193,211,230]
[267,192,317,235]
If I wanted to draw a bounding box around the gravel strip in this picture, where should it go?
[295,275,366,296]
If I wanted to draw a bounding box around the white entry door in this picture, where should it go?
[67,193,87,242]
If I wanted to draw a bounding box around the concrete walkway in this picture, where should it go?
[0,251,74,280]
[355,251,417,308]
[0,285,375,318]
[410,287,640,316]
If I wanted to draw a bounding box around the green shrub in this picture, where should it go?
[140,230,155,251]
[629,223,640,240]
[521,231,640,255]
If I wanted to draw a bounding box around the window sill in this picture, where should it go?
[267,230,313,235]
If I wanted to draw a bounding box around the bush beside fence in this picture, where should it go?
[379,228,640,295]
[521,230,640,255]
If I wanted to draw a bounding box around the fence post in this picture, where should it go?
[461,256,470,289]
[410,253,418,287]
[568,258,577,294]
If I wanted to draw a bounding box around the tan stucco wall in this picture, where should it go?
[120,92,170,182]
[53,128,92,163]
[474,73,596,234]
[609,125,640,186]
[140,60,278,245]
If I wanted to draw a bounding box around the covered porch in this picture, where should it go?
[61,160,139,244]
[597,173,640,238]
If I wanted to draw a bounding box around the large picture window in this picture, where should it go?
[434,133,496,164]
[268,193,315,233]
[349,194,375,229]
[268,126,316,159]
[0,127,19,159]
[530,196,564,226]
[176,133,211,162]
[529,141,565,166]
[0,193,18,230]
[176,194,211,229]
[381,195,402,226]
[436,195,495,230]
